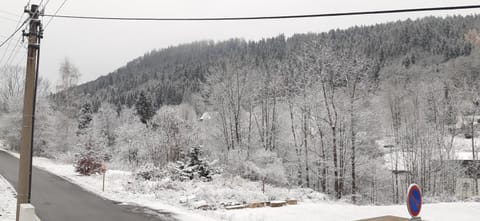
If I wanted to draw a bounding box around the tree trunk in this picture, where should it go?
[322,82,339,199]
[289,100,303,186]
[304,110,310,188]
[472,110,479,195]
[332,126,339,199]
[350,96,357,203]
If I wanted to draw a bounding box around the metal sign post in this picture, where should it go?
[406,184,422,221]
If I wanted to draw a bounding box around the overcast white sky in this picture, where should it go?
[1,0,480,86]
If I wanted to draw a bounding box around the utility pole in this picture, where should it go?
[16,4,42,221]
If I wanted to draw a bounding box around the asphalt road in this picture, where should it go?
[0,151,177,221]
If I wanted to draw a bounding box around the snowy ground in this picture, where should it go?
[222,201,480,221]
[1,146,480,221]
[0,174,16,221]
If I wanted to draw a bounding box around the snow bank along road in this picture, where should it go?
[0,151,177,221]
[0,174,15,221]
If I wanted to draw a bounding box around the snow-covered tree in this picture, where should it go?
[173,146,213,181]
[77,103,93,134]
[74,137,105,176]
[74,104,105,175]
[135,91,154,124]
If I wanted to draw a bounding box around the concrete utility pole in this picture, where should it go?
[16,4,42,221]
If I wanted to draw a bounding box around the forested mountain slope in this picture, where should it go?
[70,15,480,110]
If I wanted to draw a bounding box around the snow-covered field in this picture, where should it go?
[0,174,16,221]
[1,147,480,221]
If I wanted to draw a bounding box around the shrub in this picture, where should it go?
[174,146,213,181]
[240,150,288,186]
[134,163,163,181]
[74,142,104,176]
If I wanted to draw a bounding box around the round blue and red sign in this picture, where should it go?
[407,184,422,217]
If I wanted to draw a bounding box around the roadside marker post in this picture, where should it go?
[101,162,107,192]
[406,184,422,221]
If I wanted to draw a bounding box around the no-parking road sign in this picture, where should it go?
[407,184,422,218]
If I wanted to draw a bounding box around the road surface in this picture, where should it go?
[0,151,177,221]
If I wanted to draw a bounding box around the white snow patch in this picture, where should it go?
[0,174,16,221]
[221,202,480,221]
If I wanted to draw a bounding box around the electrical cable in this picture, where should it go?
[0,4,28,65]
[42,4,480,21]
[44,0,68,29]
[42,0,51,11]
[0,18,29,53]
[3,34,25,67]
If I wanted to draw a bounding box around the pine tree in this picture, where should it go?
[77,103,93,134]
[135,91,154,124]
[175,146,213,181]
[75,103,104,176]
[74,138,104,176]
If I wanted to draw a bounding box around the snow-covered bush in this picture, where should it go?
[240,150,288,186]
[133,146,216,182]
[134,163,163,181]
[171,146,214,181]
[74,142,104,176]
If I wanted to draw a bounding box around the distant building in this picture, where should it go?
[376,136,395,149]
[376,136,410,203]
[449,136,480,199]
[377,135,480,200]
[376,137,409,173]
[455,115,480,139]
[453,160,480,200]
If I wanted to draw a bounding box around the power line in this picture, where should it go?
[42,4,480,21]
[44,0,68,29]
[14,47,28,67]
[3,34,26,67]
[42,0,52,10]
[0,2,28,65]
[0,18,29,55]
